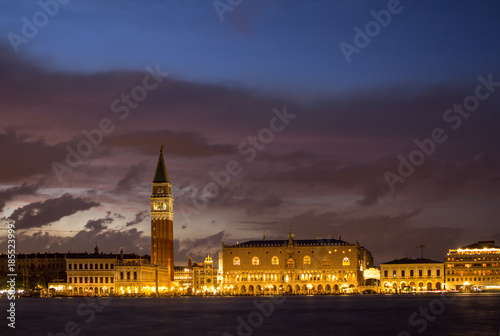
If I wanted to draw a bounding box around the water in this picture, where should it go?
[4,294,500,336]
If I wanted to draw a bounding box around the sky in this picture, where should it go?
[0,0,500,266]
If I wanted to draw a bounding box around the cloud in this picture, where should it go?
[0,130,67,183]
[85,216,114,233]
[114,161,149,192]
[2,227,149,255]
[107,130,235,158]
[0,180,44,212]
[174,231,228,264]
[7,194,100,230]
[126,210,149,227]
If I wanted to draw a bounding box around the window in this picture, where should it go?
[120,272,124,280]
[323,259,330,266]
[110,278,114,283]
[401,270,405,277]
[410,270,414,277]
[90,264,93,270]
[100,277,103,283]
[68,264,72,270]
[127,272,130,280]
[303,256,311,265]
[69,277,72,283]
[272,256,279,265]
[393,270,397,278]
[437,270,441,276]
[252,257,260,266]
[233,257,240,266]
[110,264,114,269]
[419,270,423,277]
[105,264,109,270]
[343,257,350,266]
[134,272,137,280]
[79,264,83,270]
[105,277,108,283]
[100,264,103,270]
[427,270,431,277]
[85,264,88,270]
[384,270,388,277]
[287,258,295,267]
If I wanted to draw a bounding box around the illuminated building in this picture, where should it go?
[48,247,170,296]
[221,230,373,294]
[115,254,170,296]
[380,258,444,292]
[64,246,117,296]
[150,145,175,280]
[445,241,500,291]
[193,255,220,294]
[174,258,194,294]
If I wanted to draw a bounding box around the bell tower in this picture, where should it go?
[150,145,174,280]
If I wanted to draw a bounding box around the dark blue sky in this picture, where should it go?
[1,0,500,264]
[3,1,500,93]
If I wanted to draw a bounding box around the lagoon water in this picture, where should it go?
[6,294,500,336]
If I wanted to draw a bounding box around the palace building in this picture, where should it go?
[445,241,500,291]
[221,230,373,294]
[380,258,444,292]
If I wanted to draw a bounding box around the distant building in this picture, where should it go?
[445,240,500,291]
[174,258,194,294]
[0,252,69,289]
[380,258,444,292]
[193,255,220,294]
[221,231,373,294]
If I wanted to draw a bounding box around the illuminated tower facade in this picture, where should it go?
[150,145,174,280]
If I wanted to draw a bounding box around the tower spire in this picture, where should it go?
[153,144,169,183]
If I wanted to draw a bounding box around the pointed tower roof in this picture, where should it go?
[153,145,170,183]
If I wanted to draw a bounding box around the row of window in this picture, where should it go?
[448,277,500,282]
[68,276,113,284]
[226,272,357,283]
[447,270,499,275]
[68,263,114,270]
[448,256,500,261]
[234,256,350,266]
[384,269,441,278]
[119,272,138,280]
[447,263,500,268]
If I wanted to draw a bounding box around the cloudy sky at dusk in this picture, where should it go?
[1,0,500,265]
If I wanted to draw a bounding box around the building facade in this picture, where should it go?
[193,255,220,294]
[445,241,500,291]
[48,249,170,296]
[174,264,194,294]
[222,232,373,294]
[115,256,170,296]
[64,249,116,296]
[150,145,175,280]
[380,258,444,292]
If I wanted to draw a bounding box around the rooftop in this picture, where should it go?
[381,258,443,265]
[460,241,499,249]
[224,238,353,248]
